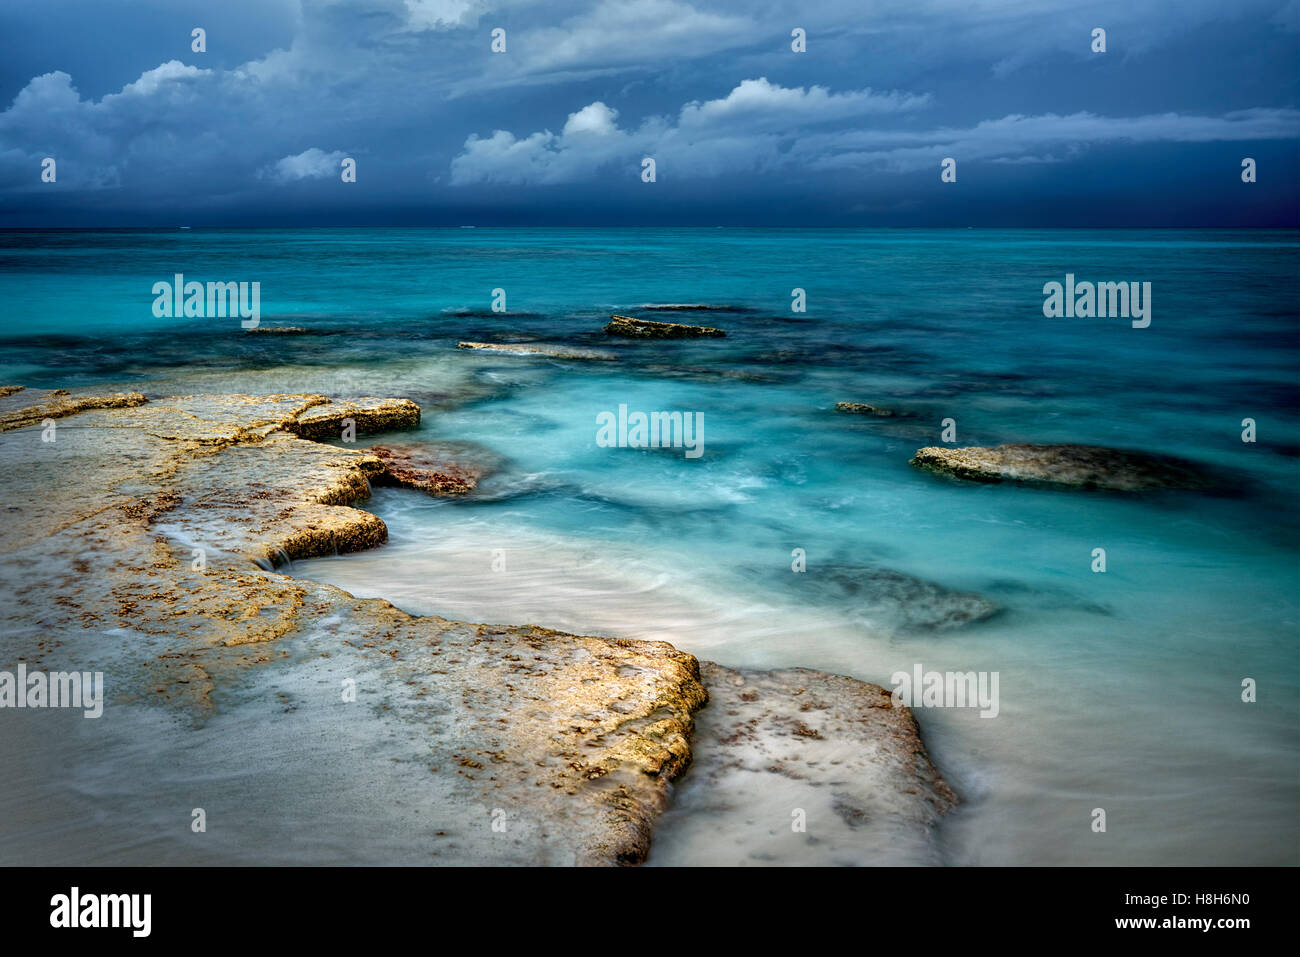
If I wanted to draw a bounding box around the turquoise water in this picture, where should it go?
[3,227,1297,864]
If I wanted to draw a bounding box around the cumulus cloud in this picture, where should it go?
[450,79,1300,186]
[114,60,210,99]
[562,101,621,136]
[402,0,487,31]
[0,63,214,191]
[263,147,350,181]
[678,78,931,131]
[450,77,931,184]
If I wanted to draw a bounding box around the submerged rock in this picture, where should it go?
[836,401,895,417]
[643,363,782,384]
[911,443,1211,491]
[802,564,998,632]
[605,315,726,338]
[457,341,616,361]
[369,443,479,496]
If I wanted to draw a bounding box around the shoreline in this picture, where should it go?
[0,385,955,865]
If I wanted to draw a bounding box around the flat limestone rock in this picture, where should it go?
[648,661,955,866]
[457,341,616,361]
[289,396,421,441]
[0,387,146,432]
[836,401,895,417]
[605,315,726,339]
[911,443,1211,491]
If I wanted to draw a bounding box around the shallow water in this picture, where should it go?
[4,226,1297,865]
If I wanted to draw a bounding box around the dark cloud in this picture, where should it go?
[1,0,1296,225]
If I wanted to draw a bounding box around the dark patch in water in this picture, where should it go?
[981,579,1113,616]
[640,364,791,385]
[791,563,999,633]
[440,309,548,319]
[915,370,1057,399]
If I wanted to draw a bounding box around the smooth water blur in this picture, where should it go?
[3,227,1297,865]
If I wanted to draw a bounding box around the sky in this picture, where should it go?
[1,0,1298,227]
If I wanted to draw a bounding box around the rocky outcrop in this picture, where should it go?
[605,315,726,338]
[649,662,955,865]
[457,341,616,361]
[0,386,953,866]
[836,401,895,417]
[288,396,421,441]
[0,387,711,864]
[0,387,146,432]
[638,304,735,312]
[911,443,1211,491]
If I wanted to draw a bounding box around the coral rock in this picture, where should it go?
[605,315,726,338]
[911,443,1211,490]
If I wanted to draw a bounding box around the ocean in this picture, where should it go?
[2,226,1297,865]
